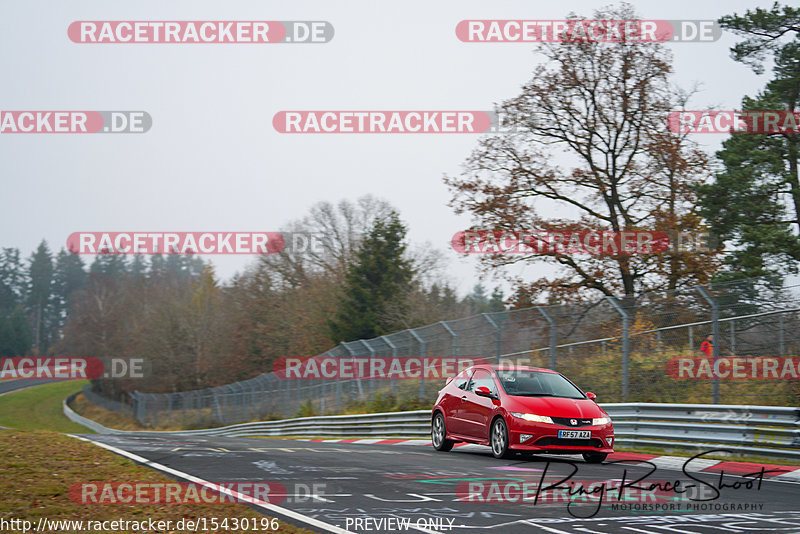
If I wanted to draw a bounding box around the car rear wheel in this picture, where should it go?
[583,452,608,463]
[491,418,512,459]
[431,413,454,451]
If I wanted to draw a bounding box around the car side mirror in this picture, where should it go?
[586,392,596,401]
[475,386,494,398]
[445,376,454,385]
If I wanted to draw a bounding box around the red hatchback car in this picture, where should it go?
[431,365,614,462]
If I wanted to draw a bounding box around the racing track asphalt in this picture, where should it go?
[73,432,800,534]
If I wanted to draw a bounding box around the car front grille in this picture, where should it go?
[534,437,604,448]
[551,417,594,427]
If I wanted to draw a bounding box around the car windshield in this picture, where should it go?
[493,369,585,399]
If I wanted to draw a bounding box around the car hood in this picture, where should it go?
[504,395,606,418]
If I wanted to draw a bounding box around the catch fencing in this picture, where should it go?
[81,276,800,428]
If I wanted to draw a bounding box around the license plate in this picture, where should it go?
[558,430,590,439]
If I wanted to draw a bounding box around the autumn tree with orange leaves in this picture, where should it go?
[446,4,720,305]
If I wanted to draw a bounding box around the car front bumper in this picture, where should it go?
[508,421,615,453]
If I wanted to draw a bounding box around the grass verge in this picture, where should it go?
[0,430,311,533]
[71,393,153,431]
[0,380,90,433]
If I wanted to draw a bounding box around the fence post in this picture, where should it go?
[178,391,186,427]
[266,375,276,417]
[132,390,141,424]
[779,312,785,356]
[440,321,459,378]
[320,379,326,414]
[440,321,458,358]
[283,374,290,418]
[409,329,427,401]
[342,343,364,401]
[482,313,501,363]
[697,285,720,404]
[604,296,630,402]
[730,319,736,355]
[360,340,377,396]
[238,382,250,422]
[537,307,557,370]
[382,336,399,397]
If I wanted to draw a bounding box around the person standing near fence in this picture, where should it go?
[700,334,713,357]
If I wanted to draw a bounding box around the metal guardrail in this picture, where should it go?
[604,403,800,460]
[65,397,800,459]
[64,393,126,434]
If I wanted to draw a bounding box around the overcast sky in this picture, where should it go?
[0,1,779,296]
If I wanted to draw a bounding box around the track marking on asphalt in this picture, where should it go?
[363,493,442,502]
[523,524,573,534]
[644,456,720,471]
[774,470,800,482]
[442,512,800,531]
[68,434,354,534]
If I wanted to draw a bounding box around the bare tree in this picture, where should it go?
[446,3,719,302]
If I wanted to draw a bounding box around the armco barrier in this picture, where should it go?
[64,393,125,434]
[64,397,800,460]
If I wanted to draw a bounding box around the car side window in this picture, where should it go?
[467,369,496,395]
[453,369,471,390]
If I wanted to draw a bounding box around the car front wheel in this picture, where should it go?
[431,412,454,451]
[491,418,512,459]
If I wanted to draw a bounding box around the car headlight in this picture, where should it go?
[592,417,611,426]
[510,412,554,424]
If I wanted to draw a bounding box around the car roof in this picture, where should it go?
[469,364,557,373]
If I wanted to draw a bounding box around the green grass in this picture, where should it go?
[0,380,90,433]
[0,430,310,533]
[0,384,309,532]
